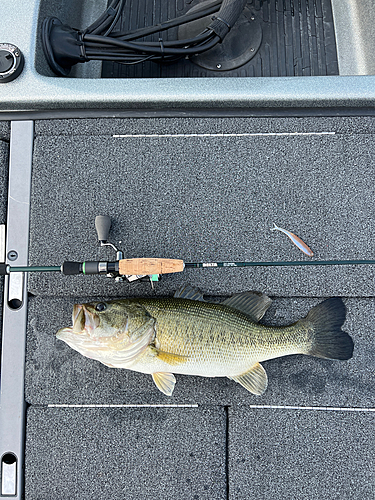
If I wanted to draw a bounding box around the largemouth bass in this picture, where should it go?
[56,285,354,396]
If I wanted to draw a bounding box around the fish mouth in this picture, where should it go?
[72,304,100,334]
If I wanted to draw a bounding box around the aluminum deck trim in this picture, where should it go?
[0,121,34,500]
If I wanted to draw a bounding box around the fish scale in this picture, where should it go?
[56,287,354,396]
[132,298,312,376]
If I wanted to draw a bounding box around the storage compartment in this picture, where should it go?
[35,0,375,78]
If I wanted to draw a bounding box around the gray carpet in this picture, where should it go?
[0,121,10,140]
[25,296,369,406]
[0,140,9,224]
[28,117,375,297]
[0,138,9,345]
[25,406,226,500]
[22,115,375,499]
[229,408,375,499]
[34,116,375,136]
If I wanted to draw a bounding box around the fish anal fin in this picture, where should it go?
[152,372,176,396]
[222,292,272,322]
[228,362,268,395]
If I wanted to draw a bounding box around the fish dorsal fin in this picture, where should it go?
[222,291,272,322]
[174,284,205,301]
[152,372,176,396]
[228,362,268,395]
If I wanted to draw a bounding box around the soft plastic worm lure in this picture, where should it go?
[271,223,314,257]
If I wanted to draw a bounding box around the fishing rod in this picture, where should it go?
[1,216,375,283]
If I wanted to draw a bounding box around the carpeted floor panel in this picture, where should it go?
[25,296,370,407]
[25,406,227,500]
[229,407,375,499]
[29,117,375,297]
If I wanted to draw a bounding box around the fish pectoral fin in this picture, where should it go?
[228,362,268,395]
[150,347,189,366]
[173,284,205,301]
[152,372,176,396]
[222,292,272,322]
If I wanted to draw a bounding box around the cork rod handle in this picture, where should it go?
[118,258,184,276]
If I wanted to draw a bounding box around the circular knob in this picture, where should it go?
[0,43,24,83]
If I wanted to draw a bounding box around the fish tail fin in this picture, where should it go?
[302,298,354,360]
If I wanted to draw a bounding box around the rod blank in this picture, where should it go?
[1,258,375,277]
[185,259,375,268]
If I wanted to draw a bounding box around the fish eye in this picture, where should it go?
[95,302,107,312]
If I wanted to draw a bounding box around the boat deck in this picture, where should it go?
[1,115,374,498]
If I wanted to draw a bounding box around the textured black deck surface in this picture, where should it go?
[0,115,372,499]
[29,117,375,298]
[102,0,339,78]
[25,407,227,500]
[229,408,375,499]
[0,140,8,225]
[25,296,372,406]
[0,122,10,141]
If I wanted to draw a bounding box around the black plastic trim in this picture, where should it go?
[1,107,375,121]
